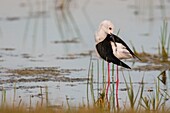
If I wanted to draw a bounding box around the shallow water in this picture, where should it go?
[0,0,170,108]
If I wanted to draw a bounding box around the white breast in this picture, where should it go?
[111,42,132,59]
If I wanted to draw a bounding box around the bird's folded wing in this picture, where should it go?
[111,34,141,60]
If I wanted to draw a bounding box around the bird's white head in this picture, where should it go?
[95,20,114,43]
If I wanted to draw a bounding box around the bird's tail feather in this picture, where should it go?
[119,61,131,69]
[108,56,131,69]
[111,60,131,69]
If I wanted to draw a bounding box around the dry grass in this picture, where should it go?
[0,105,169,113]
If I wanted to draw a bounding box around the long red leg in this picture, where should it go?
[116,65,119,108]
[106,62,110,101]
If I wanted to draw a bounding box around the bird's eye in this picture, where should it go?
[109,27,112,30]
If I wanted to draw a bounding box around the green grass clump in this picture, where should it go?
[159,20,170,61]
[140,80,169,112]
[123,75,144,110]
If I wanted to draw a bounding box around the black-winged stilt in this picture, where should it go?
[95,20,139,106]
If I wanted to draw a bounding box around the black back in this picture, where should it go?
[96,35,131,69]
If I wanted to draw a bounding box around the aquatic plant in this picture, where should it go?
[140,80,169,111]
[159,20,170,61]
[123,74,144,111]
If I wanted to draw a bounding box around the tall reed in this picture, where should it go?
[159,20,170,61]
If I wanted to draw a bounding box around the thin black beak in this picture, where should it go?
[109,33,117,47]
[109,33,113,36]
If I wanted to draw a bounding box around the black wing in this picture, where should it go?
[110,34,141,60]
[96,38,131,69]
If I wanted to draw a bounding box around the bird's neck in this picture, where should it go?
[96,29,107,43]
